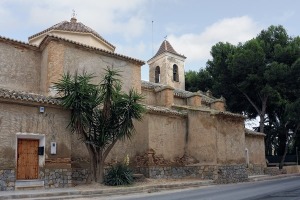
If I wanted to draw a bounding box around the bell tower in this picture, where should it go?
[147,40,186,90]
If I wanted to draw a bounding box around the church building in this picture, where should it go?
[0,17,266,191]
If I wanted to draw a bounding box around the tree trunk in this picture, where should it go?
[259,113,265,133]
[279,130,288,170]
[279,124,300,169]
[98,161,105,183]
[279,144,288,170]
[89,152,105,183]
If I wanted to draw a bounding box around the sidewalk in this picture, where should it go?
[0,179,213,200]
[1,174,300,200]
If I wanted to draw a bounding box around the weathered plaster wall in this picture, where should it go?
[245,135,266,166]
[71,116,149,168]
[215,116,245,164]
[0,101,71,169]
[107,117,149,163]
[148,113,186,161]
[187,110,218,164]
[40,45,49,95]
[174,97,186,106]
[62,42,141,93]
[0,42,41,93]
[141,89,156,105]
[187,110,245,165]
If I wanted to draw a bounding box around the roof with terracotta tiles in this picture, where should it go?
[245,128,266,136]
[41,34,145,65]
[148,40,186,61]
[0,88,60,105]
[28,17,115,50]
[0,35,38,49]
[146,104,187,117]
[0,34,144,65]
[141,81,216,104]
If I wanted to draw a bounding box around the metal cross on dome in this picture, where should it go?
[72,9,77,18]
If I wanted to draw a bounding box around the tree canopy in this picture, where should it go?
[185,25,300,162]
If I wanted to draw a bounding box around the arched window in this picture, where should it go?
[173,64,179,82]
[155,66,160,83]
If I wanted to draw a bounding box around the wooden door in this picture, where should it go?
[17,139,39,180]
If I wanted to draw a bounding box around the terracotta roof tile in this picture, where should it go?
[29,18,115,50]
[148,40,186,61]
[0,88,60,105]
[141,81,215,103]
[0,35,38,49]
[245,128,266,136]
[40,34,145,65]
[146,104,187,117]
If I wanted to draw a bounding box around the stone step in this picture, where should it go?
[15,180,45,190]
[132,173,145,182]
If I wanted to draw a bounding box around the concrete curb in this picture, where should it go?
[0,180,214,200]
[249,173,300,182]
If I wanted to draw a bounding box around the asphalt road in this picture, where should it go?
[82,176,300,200]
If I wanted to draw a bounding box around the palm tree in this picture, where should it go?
[54,68,145,182]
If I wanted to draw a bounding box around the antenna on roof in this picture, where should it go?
[152,20,154,56]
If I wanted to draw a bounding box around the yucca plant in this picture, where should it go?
[104,163,133,186]
[54,68,145,183]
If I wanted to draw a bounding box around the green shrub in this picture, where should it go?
[104,163,133,186]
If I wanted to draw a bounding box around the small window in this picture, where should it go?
[155,66,160,83]
[173,64,179,82]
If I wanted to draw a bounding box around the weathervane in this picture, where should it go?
[164,35,168,40]
[72,9,77,18]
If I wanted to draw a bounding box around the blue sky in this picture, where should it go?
[1,0,299,80]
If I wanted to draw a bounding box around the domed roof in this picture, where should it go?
[28,17,115,50]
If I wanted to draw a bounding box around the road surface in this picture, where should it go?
[76,176,300,200]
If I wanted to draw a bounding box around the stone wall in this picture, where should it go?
[71,168,90,185]
[215,164,248,184]
[43,169,72,188]
[135,165,217,180]
[135,164,248,184]
[247,164,265,176]
[0,169,15,191]
[43,168,89,188]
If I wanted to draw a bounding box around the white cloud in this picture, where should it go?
[167,16,261,70]
[1,0,148,39]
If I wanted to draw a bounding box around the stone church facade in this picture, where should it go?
[0,17,265,191]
